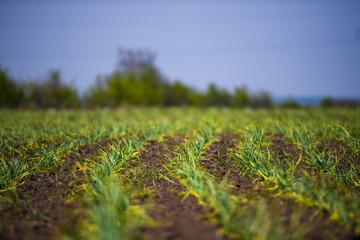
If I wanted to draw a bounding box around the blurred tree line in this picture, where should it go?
[1,68,79,109]
[2,48,357,109]
[0,69,273,109]
[0,49,274,109]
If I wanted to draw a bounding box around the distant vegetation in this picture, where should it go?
[0,68,80,109]
[1,49,359,109]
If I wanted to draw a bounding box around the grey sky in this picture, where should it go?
[0,0,359,97]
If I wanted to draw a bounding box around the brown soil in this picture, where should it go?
[0,139,114,240]
[200,133,255,194]
[268,133,360,239]
[260,196,359,240]
[270,133,302,164]
[317,139,360,173]
[135,135,231,240]
[2,133,359,240]
[160,133,360,239]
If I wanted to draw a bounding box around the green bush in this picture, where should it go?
[280,97,300,108]
[248,91,273,108]
[233,87,249,108]
[19,70,80,109]
[0,67,23,108]
[320,97,333,108]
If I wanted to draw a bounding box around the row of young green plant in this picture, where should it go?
[69,121,344,240]
[1,108,359,239]
[162,124,312,239]
[168,123,360,239]
[1,108,358,193]
[2,109,207,239]
[60,120,214,239]
[67,122,173,240]
[0,107,227,182]
[1,108,359,146]
[0,109,189,193]
[0,121,129,192]
[233,126,360,234]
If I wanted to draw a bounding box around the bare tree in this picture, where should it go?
[118,48,156,72]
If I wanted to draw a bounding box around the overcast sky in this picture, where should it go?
[0,0,359,97]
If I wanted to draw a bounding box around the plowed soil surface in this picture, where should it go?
[268,133,359,239]
[136,136,231,240]
[1,134,359,240]
[0,139,113,240]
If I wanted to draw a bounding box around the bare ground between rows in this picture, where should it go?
[268,133,360,239]
[317,138,360,173]
[194,132,360,239]
[0,138,114,240]
[270,132,360,175]
[200,133,360,239]
[134,135,231,240]
[200,133,256,195]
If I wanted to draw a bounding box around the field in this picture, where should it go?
[1,108,360,240]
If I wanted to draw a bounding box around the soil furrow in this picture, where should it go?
[268,133,359,239]
[0,139,114,240]
[200,133,255,195]
[317,139,360,173]
[137,135,229,240]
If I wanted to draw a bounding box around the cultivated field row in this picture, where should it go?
[1,108,359,239]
